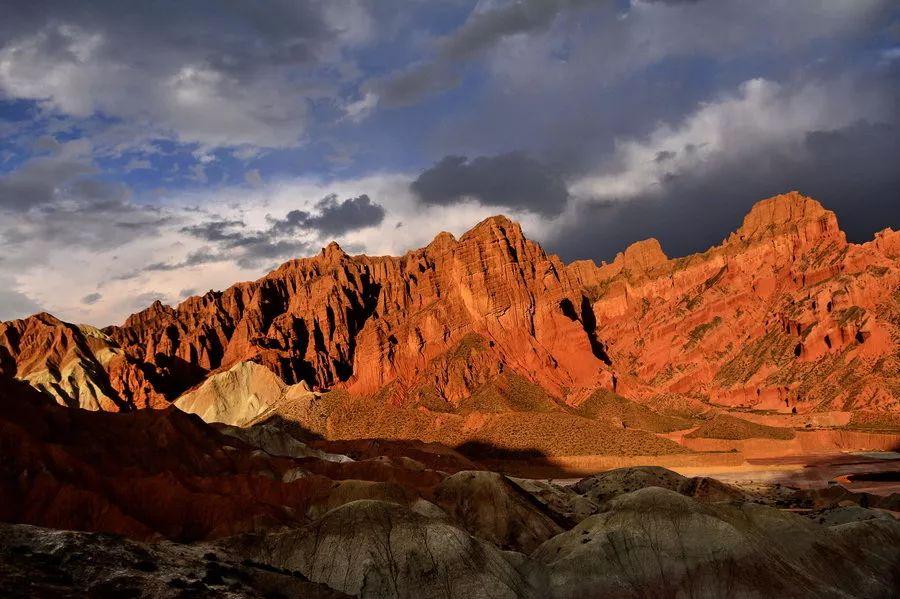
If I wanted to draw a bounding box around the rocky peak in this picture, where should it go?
[621,238,668,273]
[320,241,347,262]
[120,299,177,330]
[24,312,66,327]
[460,214,525,245]
[730,191,841,244]
[426,231,458,254]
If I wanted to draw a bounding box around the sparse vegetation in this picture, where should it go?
[845,411,900,432]
[575,389,693,432]
[686,414,795,440]
[462,373,563,414]
[683,316,722,350]
[714,329,795,387]
[834,306,865,326]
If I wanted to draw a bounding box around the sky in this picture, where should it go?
[0,0,898,325]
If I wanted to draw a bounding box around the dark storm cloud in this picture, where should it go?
[412,153,569,216]
[548,118,900,263]
[0,152,95,211]
[0,136,171,256]
[373,63,461,108]
[144,248,225,272]
[0,159,171,262]
[180,219,248,243]
[374,0,594,106]
[0,278,43,321]
[303,194,386,236]
[0,0,354,148]
[81,292,102,305]
[169,193,384,271]
[268,194,386,237]
[654,151,677,163]
[0,0,332,78]
[440,0,588,61]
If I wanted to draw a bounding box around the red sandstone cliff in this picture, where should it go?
[1,192,897,429]
[104,215,612,403]
[571,192,899,412]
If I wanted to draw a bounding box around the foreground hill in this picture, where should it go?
[1,191,898,458]
[2,375,899,598]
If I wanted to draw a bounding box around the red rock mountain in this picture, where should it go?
[572,192,899,413]
[104,215,611,401]
[1,192,898,455]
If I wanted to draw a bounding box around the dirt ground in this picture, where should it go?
[539,452,900,496]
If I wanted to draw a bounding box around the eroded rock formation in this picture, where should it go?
[1,192,898,455]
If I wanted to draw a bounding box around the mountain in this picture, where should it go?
[2,191,900,597]
[104,214,610,400]
[572,192,899,413]
[1,192,898,460]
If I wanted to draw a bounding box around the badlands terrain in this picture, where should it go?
[1,191,899,597]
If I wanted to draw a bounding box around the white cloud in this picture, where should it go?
[0,0,372,151]
[2,171,549,326]
[343,92,379,122]
[570,77,891,202]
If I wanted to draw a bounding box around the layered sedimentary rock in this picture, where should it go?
[231,499,546,599]
[0,375,442,541]
[571,192,900,413]
[2,377,899,599]
[106,192,900,421]
[105,215,610,402]
[0,522,347,599]
[532,487,900,599]
[1,192,898,454]
[174,361,318,426]
[0,313,165,410]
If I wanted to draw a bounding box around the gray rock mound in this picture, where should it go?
[434,470,566,552]
[229,499,547,598]
[0,522,346,598]
[533,486,900,599]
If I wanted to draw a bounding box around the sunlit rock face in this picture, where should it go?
[2,192,898,459]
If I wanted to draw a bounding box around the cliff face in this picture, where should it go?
[0,312,165,410]
[2,191,898,422]
[573,192,899,412]
[105,215,611,403]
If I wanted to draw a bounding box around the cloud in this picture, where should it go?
[0,0,896,327]
[173,193,383,270]
[0,0,371,149]
[411,153,569,216]
[1,171,548,325]
[144,247,226,272]
[371,0,591,107]
[292,193,386,237]
[124,158,151,172]
[342,92,379,122]
[0,137,174,268]
[0,276,43,321]
[439,0,585,62]
[428,0,894,176]
[0,138,95,211]
[81,292,102,305]
[371,62,462,108]
[569,77,893,203]
[547,74,900,261]
[180,219,247,244]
